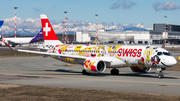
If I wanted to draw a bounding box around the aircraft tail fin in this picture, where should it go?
[30,29,44,43]
[0,20,4,31]
[40,14,63,45]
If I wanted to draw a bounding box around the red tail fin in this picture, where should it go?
[40,14,62,45]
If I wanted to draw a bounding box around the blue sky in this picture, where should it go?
[1,0,180,28]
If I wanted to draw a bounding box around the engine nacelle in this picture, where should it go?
[84,59,106,73]
[130,66,151,73]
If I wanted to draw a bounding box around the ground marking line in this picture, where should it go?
[0,73,180,86]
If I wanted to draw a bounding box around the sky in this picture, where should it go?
[1,0,180,35]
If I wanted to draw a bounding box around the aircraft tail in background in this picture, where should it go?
[30,29,44,43]
[40,14,63,45]
[0,20,4,31]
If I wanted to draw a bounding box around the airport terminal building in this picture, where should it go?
[76,24,180,44]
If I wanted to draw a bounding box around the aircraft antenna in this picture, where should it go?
[95,14,98,45]
[14,7,18,38]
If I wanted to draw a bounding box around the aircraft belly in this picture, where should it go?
[106,58,126,68]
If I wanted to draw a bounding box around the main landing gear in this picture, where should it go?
[111,68,119,75]
[82,69,91,75]
[157,67,164,79]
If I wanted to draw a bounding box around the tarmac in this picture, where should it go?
[0,56,180,96]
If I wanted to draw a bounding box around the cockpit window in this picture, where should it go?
[163,52,172,56]
[157,51,173,56]
[168,52,173,56]
[157,52,162,56]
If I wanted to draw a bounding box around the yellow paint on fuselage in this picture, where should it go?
[115,45,122,60]
[145,48,153,63]
[74,45,82,53]
[61,46,67,52]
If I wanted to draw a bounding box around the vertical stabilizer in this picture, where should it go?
[40,14,63,45]
[30,29,44,43]
[0,20,4,31]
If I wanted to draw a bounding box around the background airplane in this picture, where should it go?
[0,20,4,45]
[0,20,3,31]
[2,29,44,47]
[4,14,177,79]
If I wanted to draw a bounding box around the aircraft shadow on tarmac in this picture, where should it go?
[44,69,179,79]
[45,69,82,74]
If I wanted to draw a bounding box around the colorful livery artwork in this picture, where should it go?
[4,14,177,79]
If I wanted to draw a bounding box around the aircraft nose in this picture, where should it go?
[167,57,177,66]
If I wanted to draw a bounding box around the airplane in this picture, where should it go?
[4,14,177,79]
[0,20,4,45]
[0,20,3,31]
[2,29,44,47]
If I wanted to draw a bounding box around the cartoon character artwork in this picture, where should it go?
[74,45,82,53]
[84,60,96,71]
[98,46,106,57]
[142,47,161,68]
[114,45,123,60]
[77,46,107,58]
[61,58,75,63]
[151,55,160,67]
[58,49,61,54]
[56,45,66,54]
[144,48,153,64]
[138,57,146,67]
[107,45,116,57]
[61,46,67,53]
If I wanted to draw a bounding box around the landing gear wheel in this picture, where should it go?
[111,68,119,75]
[12,44,15,47]
[158,70,164,79]
[158,74,164,79]
[82,69,91,75]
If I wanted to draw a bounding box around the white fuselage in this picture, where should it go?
[2,37,34,45]
[45,44,176,69]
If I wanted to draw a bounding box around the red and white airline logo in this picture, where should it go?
[116,48,142,57]
[43,23,51,36]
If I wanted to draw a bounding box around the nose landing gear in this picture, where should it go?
[158,71,164,79]
[157,67,164,79]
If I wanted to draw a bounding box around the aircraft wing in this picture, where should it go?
[17,48,87,59]
[4,42,116,63]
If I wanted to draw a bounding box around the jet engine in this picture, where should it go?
[83,59,106,73]
[130,57,151,73]
[130,66,151,73]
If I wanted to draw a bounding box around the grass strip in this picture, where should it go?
[0,84,180,101]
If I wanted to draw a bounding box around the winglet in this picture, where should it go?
[3,42,16,51]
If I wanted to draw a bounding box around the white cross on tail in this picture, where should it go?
[43,23,51,36]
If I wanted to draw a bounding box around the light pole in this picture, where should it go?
[64,11,67,43]
[62,21,65,42]
[95,14,98,45]
[74,24,76,42]
[1,25,3,39]
[164,16,167,47]
[14,7,18,38]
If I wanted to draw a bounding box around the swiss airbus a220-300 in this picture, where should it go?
[4,14,177,79]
